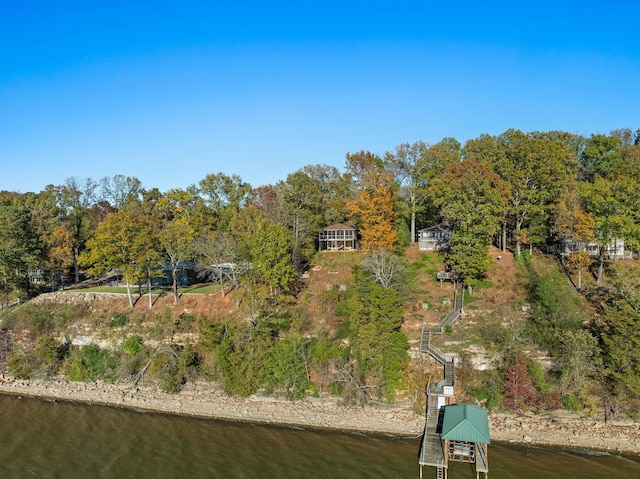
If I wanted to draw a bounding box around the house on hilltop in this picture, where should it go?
[318,224,359,251]
[560,237,633,260]
[418,223,452,252]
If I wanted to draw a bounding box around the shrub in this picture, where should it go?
[264,336,311,399]
[197,319,226,352]
[538,391,562,410]
[471,373,503,410]
[216,324,273,397]
[34,335,60,364]
[122,335,145,356]
[7,352,34,380]
[149,352,184,394]
[66,344,116,382]
[335,301,351,317]
[562,394,583,412]
[34,334,65,376]
[327,381,342,396]
[107,313,128,328]
[475,280,494,289]
[333,319,350,340]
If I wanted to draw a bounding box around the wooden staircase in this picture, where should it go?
[420,281,490,479]
[419,281,463,389]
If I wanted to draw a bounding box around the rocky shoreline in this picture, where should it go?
[0,376,638,454]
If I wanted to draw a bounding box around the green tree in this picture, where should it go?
[216,321,274,396]
[580,133,622,182]
[462,134,511,250]
[579,177,635,283]
[346,267,408,403]
[277,169,326,269]
[29,186,68,288]
[492,130,577,257]
[384,140,431,244]
[0,192,41,305]
[301,164,353,227]
[600,298,640,396]
[99,175,142,211]
[428,159,505,285]
[56,177,99,283]
[247,219,297,297]
[195,172,251,230]
[265,334,311,399]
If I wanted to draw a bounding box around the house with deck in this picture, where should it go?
[318,224,359,251]
[418,224,452,252]
[560,237,633,260]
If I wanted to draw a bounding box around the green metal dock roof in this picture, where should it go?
[441,404,490,444]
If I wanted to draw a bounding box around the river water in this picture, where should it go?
[0,394,638,479]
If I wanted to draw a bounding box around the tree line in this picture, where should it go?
[1,127,640,410]
[2,127,639,303]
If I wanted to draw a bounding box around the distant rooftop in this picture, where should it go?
[322,223,356,231]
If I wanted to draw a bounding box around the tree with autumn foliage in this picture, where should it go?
[502,349,538,413]
[345,151,398,251]
[552,183,596,289]
[47,225,76,288]
[80,211,155,309]
[159,218,195,305]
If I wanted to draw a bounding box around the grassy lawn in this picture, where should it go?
[78,284,219,295]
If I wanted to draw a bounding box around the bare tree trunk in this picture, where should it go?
[126,282,134,309]
[411,208,416,244]
[73,246,80,283]
[502,222,507,252]
[597,250,604,285]
[148,274,153,309]
[578,268,582,290]
[172,267,179,304]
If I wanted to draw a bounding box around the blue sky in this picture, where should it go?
[2,1,639,194]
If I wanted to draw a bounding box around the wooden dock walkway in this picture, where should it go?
[419,281,489,478]
[419,387,445,469]
[475,443,488,474]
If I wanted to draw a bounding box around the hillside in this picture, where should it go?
[3,243,638,420]
[6,245,561,364]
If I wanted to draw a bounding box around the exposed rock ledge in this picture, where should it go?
[0,377,638,454]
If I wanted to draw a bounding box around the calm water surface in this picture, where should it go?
[0,394,638,478]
